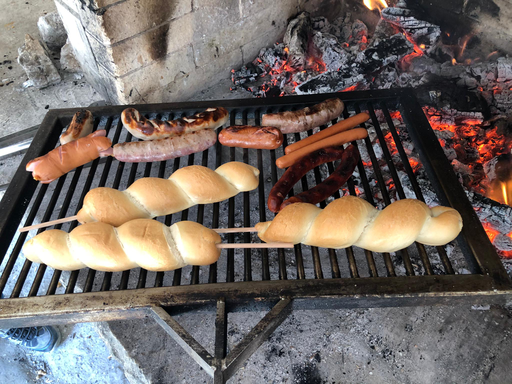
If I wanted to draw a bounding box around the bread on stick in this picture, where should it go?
[23,220,222,272]
[255,196,463,252]
[77,162,260,227]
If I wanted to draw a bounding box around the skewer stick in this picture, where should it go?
[216,242,294,249]
[213,227,257,233]
[19,215,79,233]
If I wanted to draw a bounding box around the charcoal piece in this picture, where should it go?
[311,31,348,72]
[37,12,67,51]
[356,33,414,72]
[295,71,364,95]
[283,12,311,70]
[381,7,441,53]
[347,20,368,51]
[17,34,61,89]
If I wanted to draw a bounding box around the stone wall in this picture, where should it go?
[55,0,343,104]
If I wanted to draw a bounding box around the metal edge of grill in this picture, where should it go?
[0,88,511,329]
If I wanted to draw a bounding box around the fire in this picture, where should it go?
[341,84,359,92]
[483,222,500,243]
[363,0,388,11]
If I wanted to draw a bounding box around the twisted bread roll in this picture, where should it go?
[77,162,260,227]
[23,220,221,272]
[255,196,463,252]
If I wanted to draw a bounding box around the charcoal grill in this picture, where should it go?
[0,89,511,383]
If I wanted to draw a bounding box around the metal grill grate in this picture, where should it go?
[0,89,510,320]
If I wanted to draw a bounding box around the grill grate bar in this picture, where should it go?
[276,131,288,281]
[366,102,416,276]
[209,139,222,284]
[190,149,210,285]
[352,105,381,278]
[242,110,252,282]
[357,112,396,277]
[65,121,114,294]
[256,110,271,281]
[15,177,68,297]
[1,184,46,296]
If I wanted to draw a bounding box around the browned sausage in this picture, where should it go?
[219,126,283,149]
[280,144,360,210]
[267,146,345,213]
[261,98,344,134]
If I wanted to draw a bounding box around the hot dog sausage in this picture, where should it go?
[121,107,228,141]
[261,98,344,134]
[26,130,112,184]
[284,113,370,154]
[219,126,283,149]
[267,146,345,213]
[276,127,368,169]
[280,144,360,210]
[112,129,217,163]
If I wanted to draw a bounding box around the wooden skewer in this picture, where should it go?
[19,215,79,233]
[216,242,293,249]
[19,219,291,248]
[213,227,256,233]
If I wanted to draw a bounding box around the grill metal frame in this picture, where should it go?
[0,88,511,382]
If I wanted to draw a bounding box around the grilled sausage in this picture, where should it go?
[219,126,283,149]
[26,130,112,184]
[112,129,217,163]
[261,98,344,134]
[268,146,345,213]
[60,109,94,145]
[121,107,229,140]
[280,144,360,210]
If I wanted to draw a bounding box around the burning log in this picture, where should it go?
[381,7,441,54]
[296,33,413,94]
[283,12,311,70]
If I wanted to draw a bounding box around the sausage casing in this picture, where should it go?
[113,129,217,163]
[261,98,344,134]
[280,144,360,210]
[219,126,283,149]
[267,146,345,213]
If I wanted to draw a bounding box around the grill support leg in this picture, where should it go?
[149,306,214,376]
[150,298,293,384]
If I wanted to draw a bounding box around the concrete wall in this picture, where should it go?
[55,0,343,104]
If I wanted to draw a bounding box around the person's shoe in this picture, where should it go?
[0,326,60,352]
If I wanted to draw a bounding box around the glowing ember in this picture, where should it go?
[483,222,500,243]
[363,0,388,11]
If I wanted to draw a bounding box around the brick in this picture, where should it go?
[108,13,195,76]
[298,0,343,19]
[193,2,294,68]
[115,45,196,104]
[86,31,116,75]
[241,29,283,64]
[85,0,192,45]
[240,0,298,20]
[55,1,100,76]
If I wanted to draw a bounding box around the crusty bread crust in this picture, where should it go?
[77,162,260,227]
[23,220,221,272]
[256,196,463,252]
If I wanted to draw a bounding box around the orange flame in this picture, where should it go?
[363,0,388,11]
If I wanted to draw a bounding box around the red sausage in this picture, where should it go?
[280,144,360,209]
[219,126,283,149]
[267,146,345,213]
